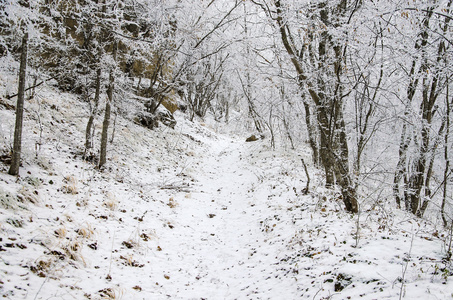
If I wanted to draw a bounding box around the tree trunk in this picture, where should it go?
[336,112,359,213]
[99,99,110,168]
[9,32,28,176]
[85,68,101,157]
[272,0,358,213]
[99,42,117,169]
[392,6,450,215]
[393,122,410,209]
[110,109,117,144]
[303,101,319,165]
[418,118,446,217]
[441,97,450,226]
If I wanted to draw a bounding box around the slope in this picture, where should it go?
[1,72,453,300]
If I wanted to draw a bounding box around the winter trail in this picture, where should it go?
[156,133,297,299]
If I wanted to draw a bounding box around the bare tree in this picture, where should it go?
[99,41,117,169]
[9,32,28,176]
[393,2,452,216]
[254,0,360,212]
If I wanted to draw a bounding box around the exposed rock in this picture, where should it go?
[245,134,264,142]
[246,135,258,142]
[135,112,159,130]
[334,273,352,292]
[135,109,176,130]
[137,102,177,130]
[157,107,177,129]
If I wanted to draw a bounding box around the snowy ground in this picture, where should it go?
[1,77,453,299]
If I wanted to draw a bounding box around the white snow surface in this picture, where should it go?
[1,76,453,299]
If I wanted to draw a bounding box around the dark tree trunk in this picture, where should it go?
[99,42,117,169]
[441,86,450,227]
[99,100,110,168]
[9,32,28,176]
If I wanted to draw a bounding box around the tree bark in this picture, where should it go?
[9,32,28,176]
[98,99,110,168]
[85,68,101,156]
[303,101,319,165]
[441,86,451,227]
[99,42,117,169]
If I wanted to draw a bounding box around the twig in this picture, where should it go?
[447,222,453,261]
[399,231,415,300]
[301,158,310,194]
[312,285,323,300]
[6,75,58,99]
[160,185,191,193]
[33,254,62,300]
[354,209,361,248]
[107,230,115,280]
[34,275,50,300]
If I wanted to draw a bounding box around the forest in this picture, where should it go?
[1,0,453,299]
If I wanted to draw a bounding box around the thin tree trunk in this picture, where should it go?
[301,158,310,194]
[335,104,359,213]
[9,32,28,176]
[136,76,141,90]
[316,103,335,188]
[418,119,446,217]
[99,42,117,169]
[85,68,101,157]
[303,101,319,165]
[442,85,451,227]
[110,109,117,144]
[99,99,110,168]
[267,106,275,149]
[225,101,230,123]
[282,114,295,150]
[393,7,449,215]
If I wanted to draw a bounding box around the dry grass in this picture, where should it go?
[103,192,118,211]
[76,223,95,239]
[119,254,144,268]
[17,186,39,204]
[29,258,54,278]
[98,287,124,299]
[0,189,18,209]
[62,176,78,194]
[121,254,135,266]
[167,197,178,208]
[122,239,137,249]
[60,239,86,266]
[54,226,68,239]
[77,190,92,207]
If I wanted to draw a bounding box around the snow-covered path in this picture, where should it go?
[2,74,453,300]
[2,107,453,300]
[152,135,296,299]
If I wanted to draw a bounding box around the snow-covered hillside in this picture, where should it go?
[1,76,453,299]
